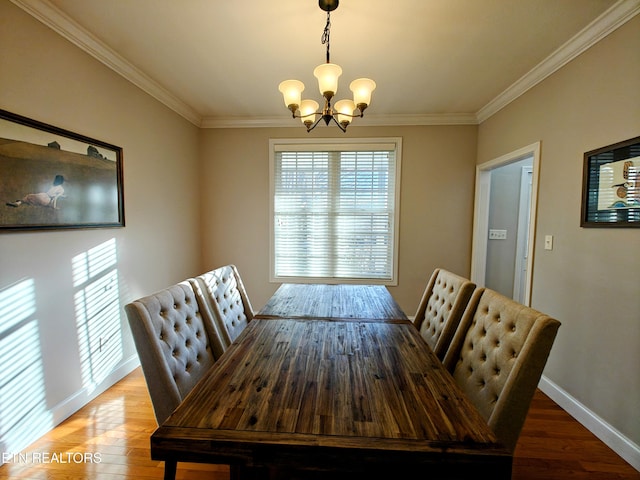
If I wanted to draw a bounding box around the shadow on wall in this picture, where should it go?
[0,278,53,456]
[72,238,124,393]
[0,238,125,459]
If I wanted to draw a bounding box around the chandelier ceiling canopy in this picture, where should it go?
[278,0,376,132]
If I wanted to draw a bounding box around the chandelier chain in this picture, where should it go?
[321,11,331,63]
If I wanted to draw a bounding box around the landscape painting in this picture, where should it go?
[0,109,124,231]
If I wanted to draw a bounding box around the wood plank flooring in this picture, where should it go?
[1,367,637,479]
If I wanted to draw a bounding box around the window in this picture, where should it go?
[270,138,401,284]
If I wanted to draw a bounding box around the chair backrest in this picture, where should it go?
[443,288,560,452]
[190,265,254,352]
[125,282,218,424]
[413,268,476,360]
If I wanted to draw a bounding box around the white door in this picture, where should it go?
[513,166,533,303]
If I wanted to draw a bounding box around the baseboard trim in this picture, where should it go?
[539,375,640,472]
[0,356,140,467]
[49,355,141,427]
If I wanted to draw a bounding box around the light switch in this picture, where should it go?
[489,229,507,240]
[544,235,553,250]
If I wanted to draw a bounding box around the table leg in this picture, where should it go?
[163,460,177,480]
[230,465,240,480]
[230,465,271,479]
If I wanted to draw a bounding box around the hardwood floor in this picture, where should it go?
[513,392,639,480]
[1,368,637,479]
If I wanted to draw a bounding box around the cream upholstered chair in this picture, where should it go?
[413,268,476,360]
[125,282,221,425]
[190,264,254,353]
[443,288,560,452]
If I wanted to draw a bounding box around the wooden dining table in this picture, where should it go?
[151,284,512,479]
[255,283,408,322]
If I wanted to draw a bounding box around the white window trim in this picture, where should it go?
[269,137,402,285]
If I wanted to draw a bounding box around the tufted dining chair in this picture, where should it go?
[413,268,476,360]
[190,264,254,353]
[124,282,220,425]
[443,287,560,452]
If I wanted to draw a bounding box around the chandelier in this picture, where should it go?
[278,0,376,133]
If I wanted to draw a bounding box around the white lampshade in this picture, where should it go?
[350,78,376,107]
[313,63,342,97]
[278,80,305,109]
[334,99,355,125]
[299,99,319,124]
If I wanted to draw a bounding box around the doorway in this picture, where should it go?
[470,142,540,306]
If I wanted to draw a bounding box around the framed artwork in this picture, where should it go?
[0,109,124,231]
[581,135,640,228]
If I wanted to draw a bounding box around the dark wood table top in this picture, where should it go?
[151,317,512,478]
[255,283,409,322]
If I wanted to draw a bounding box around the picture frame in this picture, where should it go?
[581,135,640,228]
[0,109,124,232]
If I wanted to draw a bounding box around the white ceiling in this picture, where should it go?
[13,0,639,127]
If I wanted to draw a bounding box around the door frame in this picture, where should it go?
[470,142,541,306]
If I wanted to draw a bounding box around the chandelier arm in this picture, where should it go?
[291,111,323,119]
[333,111,365,119]
[306,115,326,133]
[329,114,347,133]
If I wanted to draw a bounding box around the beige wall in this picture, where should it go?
[478,15,640,451]
[198,125,478,314]
[0,2,201,450]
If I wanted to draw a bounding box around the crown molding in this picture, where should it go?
[201,113,479,129]
[12,0,639,128]
[339,113,479,127]
[476,0,640,123]
[201,116,301,129]
[10,0,203,127]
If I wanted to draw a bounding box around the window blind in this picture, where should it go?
[272,144,398,282]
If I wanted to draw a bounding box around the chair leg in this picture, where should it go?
[163,460,177,480]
